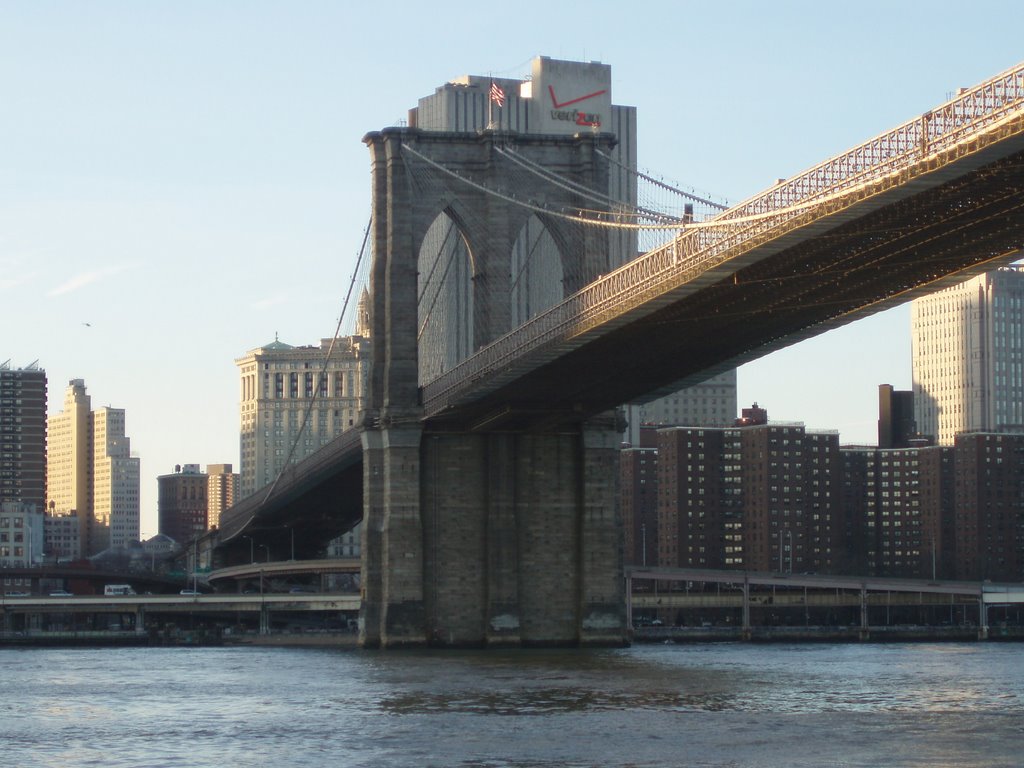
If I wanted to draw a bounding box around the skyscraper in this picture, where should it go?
[46,380,91,548]
[205,463,238,531]
[46,379,140,555]
[911,265,1024,444]
[92,406,140,550]
[0,361,47,510]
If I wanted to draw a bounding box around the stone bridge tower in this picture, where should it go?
[359,124,628,648]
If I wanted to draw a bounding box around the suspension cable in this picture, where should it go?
[595,148,729,211]
[401,143,685,231]
[262,215,371,505]
[494,145,684,225]
[418,219,465,340]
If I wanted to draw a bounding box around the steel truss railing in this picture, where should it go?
[421,62,1024,413]
[723,63,1024,218]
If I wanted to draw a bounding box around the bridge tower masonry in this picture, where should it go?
[359,122,628,648]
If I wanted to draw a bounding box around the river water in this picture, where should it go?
[1,642,1021,767]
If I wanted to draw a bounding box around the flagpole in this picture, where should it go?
[488,75,494,128]
[487,77,505,130]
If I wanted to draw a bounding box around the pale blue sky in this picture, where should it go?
[3,1,1022,537]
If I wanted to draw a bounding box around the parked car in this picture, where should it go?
[179,589,201,596]
[4,591,30,597]
[48,590,74,597]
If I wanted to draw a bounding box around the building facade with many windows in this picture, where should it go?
[46,379,140,556]
[0,501,43,567]
[158,464,209,546]
[236,326,369,558]
[619,426,658,567]
[236,334,369,499]
[205,463,238,531]
[91,406,140,550]
[954,432,1024,581]
[912,265,1024,444]
[0,362,47,510]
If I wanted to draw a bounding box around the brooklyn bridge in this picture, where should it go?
[207,58,1024,648]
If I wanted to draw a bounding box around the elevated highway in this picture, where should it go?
[0,592,360,640]
[0,592,360,614]
[627,566,1024,638]
[206,557,361,587]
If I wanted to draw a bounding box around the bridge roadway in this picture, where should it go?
[423,66,1024,431]
[213,62,1024,557]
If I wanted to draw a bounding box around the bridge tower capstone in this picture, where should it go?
[359,126,627,647]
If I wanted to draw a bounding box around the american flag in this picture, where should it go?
[489,82,506,108]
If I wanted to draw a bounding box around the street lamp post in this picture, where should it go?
[259,544,271,563]
[640,523,647,567]
[786,529,794,574]
[779,528,793,574]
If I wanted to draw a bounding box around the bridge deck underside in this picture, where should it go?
[217,435,363,559]
[428,148,1024,432]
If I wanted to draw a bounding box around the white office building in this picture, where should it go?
[236,332,370,500]
[912,265,1024,444]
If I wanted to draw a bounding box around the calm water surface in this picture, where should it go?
[1,642,1021,767]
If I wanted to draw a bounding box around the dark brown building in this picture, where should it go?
[878,384,917,449]
[652,420,840,573]
[657,427,743,570]
[740,424,840,573]
[620,444,658,567]
[157,465,208,546]
[954,432,1024,581]
[0,363,47,510]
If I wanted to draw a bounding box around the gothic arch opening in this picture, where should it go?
[418,212,474,385]
[510,214,565,326]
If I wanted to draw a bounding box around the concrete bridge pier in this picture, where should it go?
[359,416,627,648]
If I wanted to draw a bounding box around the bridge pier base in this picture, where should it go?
[359,426,427,648]
[359,417,627,648]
